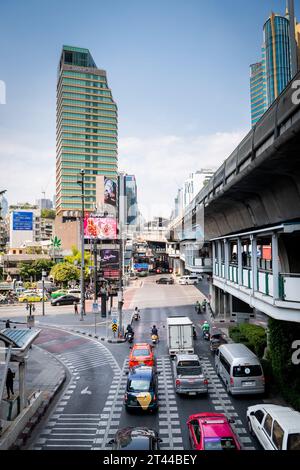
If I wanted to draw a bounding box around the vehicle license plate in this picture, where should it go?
[189,392,196,395]
[243,381,254,386]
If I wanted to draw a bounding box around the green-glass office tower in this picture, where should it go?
[56,46,118,215]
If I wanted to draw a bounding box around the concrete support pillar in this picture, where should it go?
[237,237,242,286]
[251,235,258,293]
[224,240,229,280]
[217,240,222,276]
[19,360,26,412]
[210,283,217,314]
[272,233,279,300]
[223,292,231,320]
[212,241,216,276]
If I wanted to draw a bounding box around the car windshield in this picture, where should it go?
[118,437,150,450]
[204,437,237,450]
[177,366,202,376]
[134,349,149,357]
[128,379,150,391]
[287,433,300,450]
[233,365,262,377]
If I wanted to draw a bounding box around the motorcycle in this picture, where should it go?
[151,334,159,344]
[127,332,134,343]
[203,330,210,341]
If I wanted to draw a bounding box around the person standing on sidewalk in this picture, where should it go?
[6,368,15,400]
[5,319,10,328]
[74,303,78,315]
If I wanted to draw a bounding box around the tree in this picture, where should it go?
[50,262,80,286]
[64,245,92,279]
[19,259,54,281]
[41,209,55,219]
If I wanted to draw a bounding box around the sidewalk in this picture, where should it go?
[0,341,66,449]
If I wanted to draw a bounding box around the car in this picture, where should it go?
[155,277,174,285]
[51,294,80,306]
[187,413,241,450]
[124,366,158,413]
[129,343,155,368]
[247,404,300,450]
[51,289,68,299]
[137,271,148,277]
[173,354,208,395]
[18,293,47,303]
[67,289,81,298]
[108,427,162,450]
[178,275,199,285]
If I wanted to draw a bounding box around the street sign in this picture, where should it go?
[111,323,118,332]
[27,315,35,328]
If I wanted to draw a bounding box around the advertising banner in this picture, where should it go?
[84,216,117,239]
[100,249,119,268]
[104,178,117,207]
[13,211,33,231]
[103,269,120,279]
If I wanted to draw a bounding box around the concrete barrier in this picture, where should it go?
[0,391,43,450]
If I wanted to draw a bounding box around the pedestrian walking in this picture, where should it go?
[5,319,10,328]
[74,303,78,315]
[6,368,15,400]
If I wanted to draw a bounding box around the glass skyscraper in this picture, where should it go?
[264,13,292,107]
[250,10,299,127]
[56,46,118,215]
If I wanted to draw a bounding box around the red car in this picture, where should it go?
[129,343,155,369]
[187,413,241,451]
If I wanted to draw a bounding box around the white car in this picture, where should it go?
[247,404,300,450]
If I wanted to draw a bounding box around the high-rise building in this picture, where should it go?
[56,45,118,216]
[0,195,8,218]
[250,61,267,127]
[264,12,292,107]
[250,9,300,126]
[36,198,53,210]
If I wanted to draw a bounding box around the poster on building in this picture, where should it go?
[12,212,33,231]
[84,216,117,240]
[100,249,119,269]
[104,178,117,207]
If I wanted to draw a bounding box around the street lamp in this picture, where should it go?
[77,169,86,321]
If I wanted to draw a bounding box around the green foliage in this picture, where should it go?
[228,323,267,358]
[268,318,300,411]
[64,245,92,280]
[19,259,54,281]
[41,209,55,219]
[50,262,80,286]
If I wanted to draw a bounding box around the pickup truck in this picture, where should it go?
[173,354,208,395]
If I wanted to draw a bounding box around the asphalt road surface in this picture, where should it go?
[24,275,264,450]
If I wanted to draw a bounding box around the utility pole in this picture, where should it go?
[288,0,298,76]
[117,173,125,337]
[93,237,98,302]
[77,169,85,320]
[42,270,47,316]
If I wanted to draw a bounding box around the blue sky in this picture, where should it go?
[0,0,298,214]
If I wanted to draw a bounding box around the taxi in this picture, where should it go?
[187,413,241,450]
[129,343,155,369]
[51,289,67,299]
[124,366,158,413]
[19,292,47,303]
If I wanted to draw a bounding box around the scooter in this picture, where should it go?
[127,332,134,343]
[133,311,140,321]
[203,330,210,341]
[151,334,159,344]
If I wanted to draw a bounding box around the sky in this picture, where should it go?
[0,0,298,218]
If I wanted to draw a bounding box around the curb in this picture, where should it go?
[9,368,66,450]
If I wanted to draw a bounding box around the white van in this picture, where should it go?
[178,275,198,285]
[247,404,300,450]
[215,343,265,395]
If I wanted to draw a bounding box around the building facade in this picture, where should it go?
[56,45,118,216]
[250,61,267,127]
[250,9,300,126]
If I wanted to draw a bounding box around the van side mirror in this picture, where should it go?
[107,439,114,446]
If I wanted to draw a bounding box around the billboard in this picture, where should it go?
[104,178,117,207]
[84,216,117,239]
[12,211,33,231]
[100,249,119,269]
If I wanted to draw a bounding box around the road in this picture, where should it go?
[18,275,265,450]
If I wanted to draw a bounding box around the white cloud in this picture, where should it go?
[119,130,247,219]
